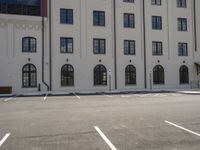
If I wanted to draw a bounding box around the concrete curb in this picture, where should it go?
[1,89,200,98]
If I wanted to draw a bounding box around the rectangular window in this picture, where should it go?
[123,0,134,3]
[178,18,187,31]
[151,0,161,5]
[93,39,106,54]
[124,40,136,55]
[152,16,162,30]
[60,9,73,24]
[60,37,73,53]
[177,0,186,8]
[124,13,135,28]
[152,41,163,55]
[93,11,105,26]
[22,37,36,53]
[178,43,188,56]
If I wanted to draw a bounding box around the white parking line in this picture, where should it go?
[4,95,17,102]
[153,94,160,97]
[159,94,167,97]
[165,121,200,137]
[0,133,10,147]
[153,94,167,97]
[73,93,81,99]
[121,95,131,98]
[171,93,182,96]
[100,93,113,98]
[94,126,117,150]
[43,93,48,101]
[104,94,113,98]
[134,94,150,97]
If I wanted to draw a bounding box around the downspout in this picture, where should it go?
[113,0,117,89]
[49,0,52,90]
[194,0,197,52]
[41,0,50,91]
[142,0,147,88]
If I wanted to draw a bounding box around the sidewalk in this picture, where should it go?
[1,89,200,98]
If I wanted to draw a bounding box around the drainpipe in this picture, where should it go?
[142,0,147,89]
[113,0,117,89]
[41,0,50,91]
[49,0,52,90]
[194,0,197,52]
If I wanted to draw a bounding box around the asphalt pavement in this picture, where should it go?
[0,92,200,150]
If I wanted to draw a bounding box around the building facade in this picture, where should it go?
[0,0,200,93]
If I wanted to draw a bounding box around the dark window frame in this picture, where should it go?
[22,64,37,88]
[152,16,162,30]
[178,42,188,56]
[152,41,163,56]
[93,10,105,26]
[22,37,37,53]
[60,37,73,53]
[93,38,106,54]
[124,40,136,55]
[123,0,134,3]
[60,8,73,24]
[177,0,187,8]
[153,65,165,85]
[124,13,135,28]
[94,65,107,86]
[178,18,187,31]
[151,0,161,5]
[61,64,74,87]
[125,65,136,85]
[179,65,189,84]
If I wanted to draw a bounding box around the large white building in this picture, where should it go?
[0,0,200,94]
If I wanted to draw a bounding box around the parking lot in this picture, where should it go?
[0,92,200,150]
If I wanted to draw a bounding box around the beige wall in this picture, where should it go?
[0,14,49,93]
[0,0,200,93]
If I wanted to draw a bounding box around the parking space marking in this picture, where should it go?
[73,93,81,99]
[121,95,131,98]
[153,94,167,97]
[0,133,10,147]
[171,93,182,97]
[4,95,17,102]
[165,121,200,137]
[134,94,150,97]
[153,94,160,97]
[100,94,113,98]
[94,126,117,150]
[44,93,48,101]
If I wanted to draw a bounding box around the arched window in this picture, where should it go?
[61,64,74,86]
[125,65,136,85]
[180,65,189,84]
[22,64,37,88]
[22,37,36,52]
[94,65,107,86]
[153,65,165,84]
